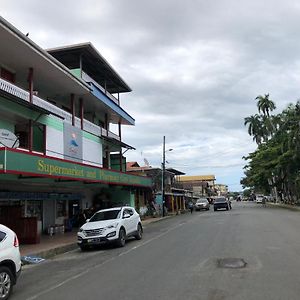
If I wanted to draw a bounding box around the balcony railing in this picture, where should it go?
[82,71,119,105]
[0,77,121,142]
[0,78,29,102]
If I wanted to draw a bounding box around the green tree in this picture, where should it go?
[256,94,276,117]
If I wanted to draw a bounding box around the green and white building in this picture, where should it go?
[0,17,151,243]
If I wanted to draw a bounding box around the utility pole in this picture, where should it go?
[162,136,166,217]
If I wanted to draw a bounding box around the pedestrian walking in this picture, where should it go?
[262,196,266,208]
[189,202,194,214]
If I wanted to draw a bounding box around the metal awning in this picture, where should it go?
[102,136,135,150]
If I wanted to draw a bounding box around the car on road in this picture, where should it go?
[255,194,265,204]
[0,224,22,300]
[214,197,231,211]
[195,198,210,211]
[77,206,143,250]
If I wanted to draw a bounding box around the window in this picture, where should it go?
[0,231,6,242]
[26,201,42,220]
[15,122,29,149]
[15,121,45,152]
[0,67,15,83]
[123,209,132,217]
[56,200,67,218]
[32,123,45,153]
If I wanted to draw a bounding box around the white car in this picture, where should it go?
[77,207,143,250]
[0,224,22,300]
[256,195,265,203]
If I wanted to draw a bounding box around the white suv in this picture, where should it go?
[0,224,22,300]
[77,207,143,250]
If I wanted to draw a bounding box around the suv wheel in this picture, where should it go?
[0,266,13,300]
[79,245,89,251]
[116,228,126,247]
[135,224,143,240]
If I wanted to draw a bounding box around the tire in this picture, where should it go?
[214,208,217,211]
[0,266,14,300]
[116,228,126,247]
[79,245,89,251]
[135,224,143,240]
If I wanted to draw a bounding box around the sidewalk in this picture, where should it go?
[20,216,170,258]
[268,202,300,211]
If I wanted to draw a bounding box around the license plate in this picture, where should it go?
[87,238,101,243]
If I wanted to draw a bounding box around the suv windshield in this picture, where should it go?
[89,210,121,222]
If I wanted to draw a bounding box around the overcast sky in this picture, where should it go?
[2,0,300,191]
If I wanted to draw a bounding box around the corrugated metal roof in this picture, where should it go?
[179,175,215,182]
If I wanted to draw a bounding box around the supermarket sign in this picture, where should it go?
[0,148,151,187]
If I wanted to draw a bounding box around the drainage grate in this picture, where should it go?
[217,258,247,269]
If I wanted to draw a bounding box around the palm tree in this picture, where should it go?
[256,94,276,117]
[244,114,263,144]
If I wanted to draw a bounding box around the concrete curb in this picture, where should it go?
[268,203,300,212]
[141,215,173,227]
[22,215,177,262]
[22,243,78,264]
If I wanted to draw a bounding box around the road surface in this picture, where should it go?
[13,202,300,300]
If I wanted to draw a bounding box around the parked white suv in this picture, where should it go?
[77,207,143,250]
[0,224,22,300]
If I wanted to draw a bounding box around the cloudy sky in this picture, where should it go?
[2,0,300,191]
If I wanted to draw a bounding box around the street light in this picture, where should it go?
[162,136,173,217]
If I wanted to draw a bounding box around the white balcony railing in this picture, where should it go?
[0,77,121,142]
[33,95,72,123]
[0,78,29,102]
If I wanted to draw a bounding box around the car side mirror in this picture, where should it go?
[86,219,90,223]
[123,213,130,219]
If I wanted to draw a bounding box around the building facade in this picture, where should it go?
[0,17,151,243]
[126,163,190,215]
[177,175,216,197]
[214,184,229,196]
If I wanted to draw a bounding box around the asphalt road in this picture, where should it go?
[12,202,300,300]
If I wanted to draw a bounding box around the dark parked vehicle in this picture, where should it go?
[214,197,231,211]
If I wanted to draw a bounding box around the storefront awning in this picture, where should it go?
[102,135,135,150]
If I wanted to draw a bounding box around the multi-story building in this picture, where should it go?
[214,184,229,196]
[178,175,216,197]
[0,17,151,243]
[126,163,189,214]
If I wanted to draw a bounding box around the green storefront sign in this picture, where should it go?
[0,148,151,187]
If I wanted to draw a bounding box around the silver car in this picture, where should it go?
[195,199,210,211]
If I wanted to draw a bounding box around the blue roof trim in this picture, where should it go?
[90,83,135,125]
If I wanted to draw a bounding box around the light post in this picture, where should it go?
[161,136,173,217]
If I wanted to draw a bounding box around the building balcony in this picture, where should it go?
[0,77,121,142]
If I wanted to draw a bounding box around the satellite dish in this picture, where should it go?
[0,129,19,148]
